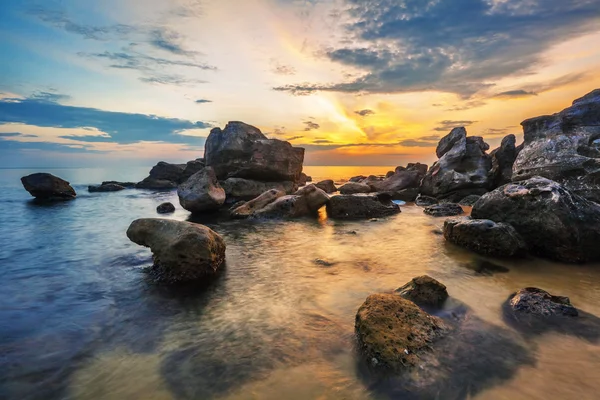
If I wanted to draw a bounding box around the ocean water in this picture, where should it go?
[1,166,600,400]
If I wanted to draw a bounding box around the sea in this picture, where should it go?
[1,166,600,400]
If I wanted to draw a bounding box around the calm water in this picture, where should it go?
[1,166,600,400]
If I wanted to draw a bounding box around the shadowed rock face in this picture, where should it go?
[368,163,428,196]
[204,121,305,182]
[395,276,449,307]
[177,167,226,213]
[136,162,186,189]
[220,178,297,201]
[513,89,600,203]
[21,173,76,199]
[508,288,578,317]
[471,176,600,263]
[326,194,400,219]
[315,179,337,193]
[489,134,521,187]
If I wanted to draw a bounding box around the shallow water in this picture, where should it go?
[1,166,600,400]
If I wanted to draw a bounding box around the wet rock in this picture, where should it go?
[443,217,527,257]
[315,179,337,193]
[395,275,449,307]
[157,202,175,214]
[355,294,449,372]
[415,194,438,207]
[349,175,367,182]
[126,219,226,284]
[392,187,419,202]
[101,181,136,188]
[293,184,330,211]
[21,173,76,199]
[205,121,304,182]
[508,288,578,317]
[489,134,519,188]
[423,203,464,217]
[368,163,428,196]
[471,176,600,263]
[220,178,297,201]
[513,89,600,203]
[177,167,226,213]
[230,189,285,218]
[251,195,311,219]
[181,159,205,182]
[458,194,481,206]
[314,259,336,267]
[327,194,400,219]
[339,182,372,194]
[136,161,186,189]
[88,183,125,192]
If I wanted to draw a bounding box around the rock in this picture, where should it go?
[229,189,285,218]
[471,177,600,262]
[508,288,578,317]
[355,294,449,372]
[327,194,400,219]
[293,184,330,211]
[458,194,481,206]
[513,89,600,203]
[368,163,428,195]
[298,172,309,186]
[126,219,226,284]
[421,128,492,201]
[489,134,519,188]
[349,175,367,182]
[386,170,395,178]
[135,179,179,190]
[395,275,449,307]
[181,159,205,182]
[423,203,464,217]
[443,217,527,257]
[136,161,186,189]
[339,182,372,194]
[415,194,438,207]
[101,181,136,188]
[220,178,297,201]
[314,259,336,267]
[177,167,226,213]
[251,195,311,219]
[21,173,76,199]
[157,202,175,214]
[315,179,337,193]
[204,121,305,182]
[306,176,312,182]
[392,187,419,202]
[88,183,125,192]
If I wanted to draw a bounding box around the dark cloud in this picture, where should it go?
[273,65,297,76]
[399,139,437,147]
[0,132,38,138]
[195,99,212,104]
[149,28,197,56]
[354,109,375,116]
[492,90,538,99]
[0,138,105,153]
[418,135,440,141]
[0,97,211,145]
[312,139,333,144]
[286,135,304,141]
[29,91,72,103]
[303,121,320,131]
[434,120,477,132]
[274,0,600,97]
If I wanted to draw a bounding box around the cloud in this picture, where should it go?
[286,135,304,141]
[0,138,106,153]
[195,99,212,104]
[29,91,72,103]
[418,135,440,141]
[0,132,38,138]
[354,109,375,116]
[445,100,488,111]
[312,139,333,144]
[303,121,320,131]
[399,139,437,147]
[0,96,212,145]
[274,0,600,98]
[149,28,197,56]
[273,65,297,76]
[433,120,477,132]
[492,90,538,99]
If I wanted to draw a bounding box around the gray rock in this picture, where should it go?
[436,127,466,158]
[229,189,285,218]
[177,167,226,213]
[339,182,372,194]
[136,161,186,189]
[315,179,337,193]
[368,163,428,196]
[393,187,420,202]
[181,159,205,182]
[101,181,136,188]
[395,275,449,307]
[88,183,125,192]
[21,173,76,199]
[327,194,400,219]
[415,194,438,206]
[157,202,175,214]
[220,178,297,201]
[508,288,578,317]
[423,203,464,217]
[489,134,520,188]
[349,175,367,182]
[458,194,481,206]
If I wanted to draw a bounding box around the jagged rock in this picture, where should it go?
[508,288,578,317]
[229,189,285,218]
[177,167,226,213]
[415,194,438,206]
[513,89,600,203]
[88,183,125,192]
[220,178,297,201]
[489,134,520,188]
[136,161,186,189]
[423,203,464,217]
[458,194,481,206]
[339,182,372,194]
[157,202,175,214]
[393,187,420,202]
[395,275,449,307]
[355,294,449,372]
[21,173,76,199]
[421,128,492,201]
[443,217,527,257]
[181,159,205,182]
[250,184,329,219]
[368,163,428,196]
[204,121,304,182]
[315,179,337,193]
[126,219,226,284]
[327,194,400,219]
[471,176,600,263]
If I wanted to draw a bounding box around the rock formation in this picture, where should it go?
[489,134,520,187]
[136,161,186,189]
[326,194,400,219]
[177,167,226,213]
[220,178,297,201]
[315,179,337,193]
[423,203,464,217]
[21,173,76,200]
[368,163,427,200]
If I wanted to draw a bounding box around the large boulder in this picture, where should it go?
[315,179,337,193]
[395,275,449,307]
[327,194,400,219]
[489,134,520,188]
[471,177,600,263]
[204,121,305,182]
[177,167,226,213]
[126,219,226,283]
[508,288,578,317]
[136,161,186,189]
[443,217,527,257]
[21,173,76,199]
[181,158,205,182]
[220,178,297,201]
[368,163,428,195]
[421,128,492,201]
[339,182,372,194]
[229,189,285,218]
[88,183,125,193]
[513,89,600,203]
[355,294,449,372]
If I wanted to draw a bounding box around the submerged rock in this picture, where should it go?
[156,202,175,214]
[220,178,297,201]
[327,194,400,219]
[355,294,449,372]
[443,217,527,257]
[315,179,337,193]
[21,173,76,200]
[471,176,600,263]
[395,275,449,307]
[229,189,285,218]
[126,219,226,284]
[423,203,464,217]
[177,167,226,213]
[508,288,578,317]
[339,182,372,194]
[415,194,438,207]
[88,183,126,193]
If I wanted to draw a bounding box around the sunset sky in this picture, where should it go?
[1,0,600,167]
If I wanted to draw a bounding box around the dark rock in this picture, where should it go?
[458,194,481,206]
[443,217,527,257]
[423,203,464,217]
[88,183,125,192]
[415,194,438,207]
[368,163,428,196]
[339,182,372,194]
[471,176,600,263]
[298,172,309,186]
[508,288,578,317]
[229,189,284,218]
[135,179,178,190]
[314,259,336,267]
[392,187,419,202]
[21,173,76,199]
[136,161,186,189]
[327,194,400,219]
[250,184,329,219]
[220,178,297,201]
[349,175,367,182]
[157,202,176,214]
[126,219,226,284]
[177,167,226,213]
[395,275,449,307]
[204,121,304,182]
[315,179,337,193]
[181,159,205,182]
[489,134,519,188]
[101,181,136,188]
[436,127,466,158]
[293,184,330,211]
[386,171,395,178]
[306,175,312,182]
[513,89,600,202]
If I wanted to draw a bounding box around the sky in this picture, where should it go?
[1,0,600,168]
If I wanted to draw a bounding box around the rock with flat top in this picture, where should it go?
[21,173,76,200]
